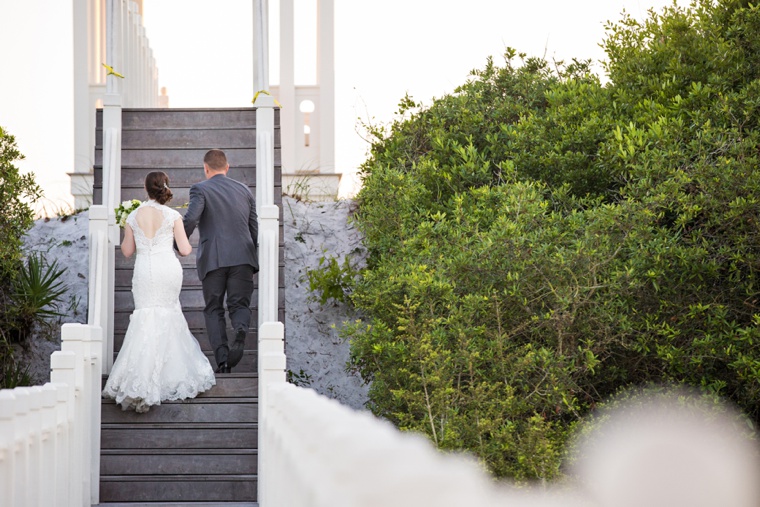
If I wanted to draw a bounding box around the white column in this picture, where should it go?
[73,0,93,185]
[279,0,295,173]
[317,0,335,174]
[253,0,270,92]
[89,205,112,372]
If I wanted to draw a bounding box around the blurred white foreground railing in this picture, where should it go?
[260,382,760,507]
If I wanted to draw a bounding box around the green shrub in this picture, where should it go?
[336,0,760,481]
[0,126,45,388]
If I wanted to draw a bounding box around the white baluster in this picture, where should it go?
[0,390,17,506]
[39,384,58,507]
[12,387,31,507]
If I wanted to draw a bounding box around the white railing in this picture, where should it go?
[0,325,103,507]
[0,204,110,507]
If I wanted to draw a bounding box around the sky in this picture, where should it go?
[0,0,687,208]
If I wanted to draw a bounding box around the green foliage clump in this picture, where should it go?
[0,126,65,388]
[307,254,360,305]
[328,0,760,481]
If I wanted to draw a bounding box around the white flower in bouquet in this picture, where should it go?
[115,199,142,228]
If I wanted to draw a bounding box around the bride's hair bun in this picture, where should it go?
[145,171,173,205]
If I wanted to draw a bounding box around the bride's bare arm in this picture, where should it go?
[174,218,192,257]
[121,224,136,258]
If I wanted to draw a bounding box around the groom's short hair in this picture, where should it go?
[204,149,228,171]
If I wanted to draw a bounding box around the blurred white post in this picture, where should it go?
[0,390,16,506]
[259,322,286,506]
[253,0,269,93]
[51,351,78,506]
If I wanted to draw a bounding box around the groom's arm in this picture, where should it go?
[184,185,205,239]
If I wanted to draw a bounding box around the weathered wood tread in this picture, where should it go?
[102,422,257,429]
[103,448,257,455]
[102,397,257,405]
[101,474,257,481]
[96,503,257,507]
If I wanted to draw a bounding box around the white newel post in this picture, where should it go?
[61,323,103,507]
[51,351,78,507]
[89,205,111,372]
[259,322,286,506]
[104,0,123,376]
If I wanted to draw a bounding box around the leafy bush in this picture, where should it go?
[333,0,760,481]
[0,126,47,388]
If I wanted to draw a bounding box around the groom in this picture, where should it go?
[183,149,259,374]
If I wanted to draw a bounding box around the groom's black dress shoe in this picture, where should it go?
[228,329,246,368]
[215,362,231,374]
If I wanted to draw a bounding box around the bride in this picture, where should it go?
[103,171,216,413]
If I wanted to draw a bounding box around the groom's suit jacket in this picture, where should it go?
[183,173,259,281]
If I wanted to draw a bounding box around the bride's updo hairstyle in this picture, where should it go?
[145,171,173,204]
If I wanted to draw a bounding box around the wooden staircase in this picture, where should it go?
[94,107,282,505]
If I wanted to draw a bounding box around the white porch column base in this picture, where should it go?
[68,172,95,209]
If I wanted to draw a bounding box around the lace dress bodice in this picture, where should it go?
[127,200,180,255]
[127,201,184,310]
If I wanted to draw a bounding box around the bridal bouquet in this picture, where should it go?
[115,199,142,228]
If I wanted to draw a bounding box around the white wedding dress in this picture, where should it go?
[102,200,216,413]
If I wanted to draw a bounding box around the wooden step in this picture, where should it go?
[114,245,285,270]
[100,127,258,149]
[101,398,258,424]
[102,422,258,450]
[108,166,266,186]
[102,373,258,395]
[115,108,260,129]
[112,288,285,315]
[99,474,257,503]
[96,502,257,507]
[102,448,257,475]
[113,327,260,352]
[109,350,258,373]
[114,265,284,289]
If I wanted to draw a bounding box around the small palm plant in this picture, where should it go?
[11,253,68,341]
